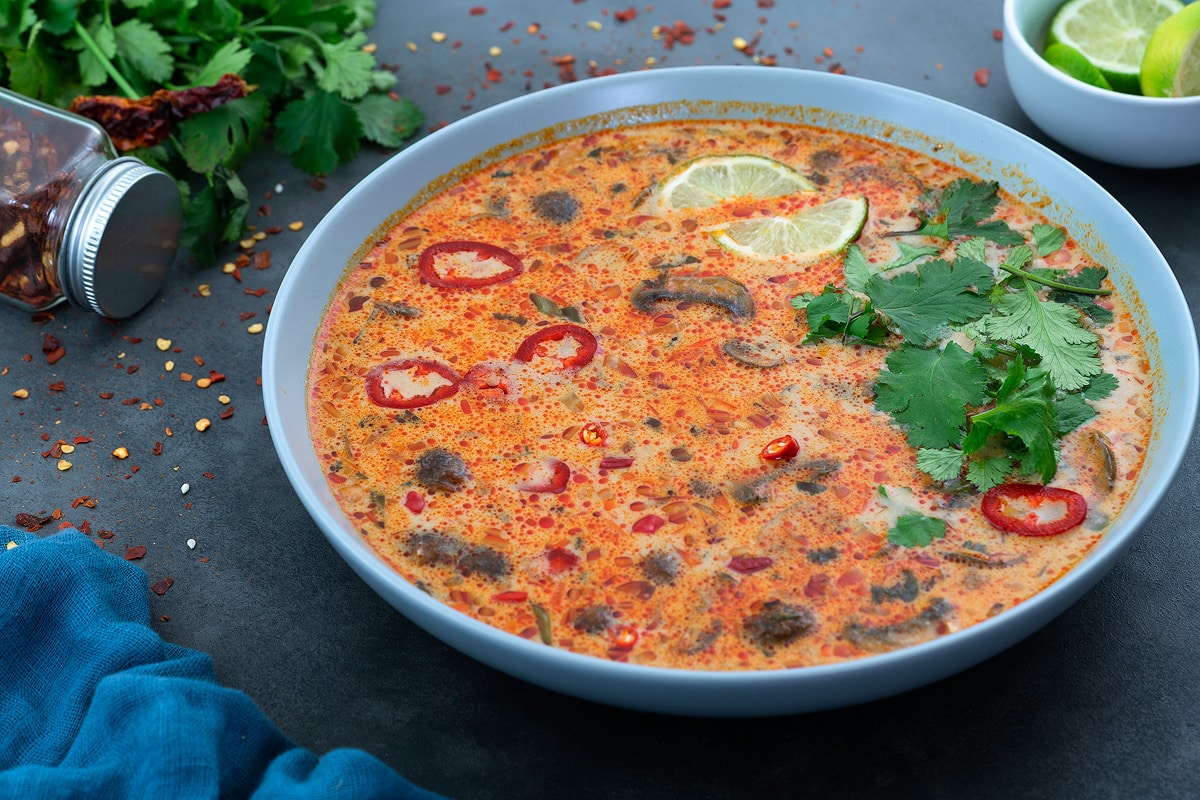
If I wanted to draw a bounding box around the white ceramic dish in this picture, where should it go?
[1003,0,1200,168]
[263,66,1198,716]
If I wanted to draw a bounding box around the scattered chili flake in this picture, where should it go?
[615,7,637,22]
[73,436,93,445]
[469,6,487,15]
[218,406,234,420]
[15,512,53,531]
[48,380,65,392]
[153,442,163,456]
[124,545,147,560]
[70,496,97,508]
[99,391,115,400]
[202,472,214,479]
[98,529,115,539]
[245,287,269,297]
[42,334,65,364]
[150,577,174,595]
[974,67,991,87]
[993,28,1004,41]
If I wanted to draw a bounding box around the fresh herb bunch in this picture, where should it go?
[792,178,1117,492]
[0,0,423,263]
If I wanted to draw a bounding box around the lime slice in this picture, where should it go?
[1048,0,1184,94]
[711,195,868,260]
[1043,42,1114,88]
[1140,2,1200,97]
[655,154,815,210]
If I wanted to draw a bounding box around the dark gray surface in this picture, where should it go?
[2,2,1198,798]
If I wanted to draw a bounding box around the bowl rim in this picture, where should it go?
[263,64,1199,715]
[1002,0,1200,107]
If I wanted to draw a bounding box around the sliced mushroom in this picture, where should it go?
[630,273,755,319]
[843,598,953,653]
[415,448,471,493]
[722,337,787,368]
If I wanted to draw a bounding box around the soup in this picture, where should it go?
[307,119,1151,671]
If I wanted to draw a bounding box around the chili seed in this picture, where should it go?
[288,221,304,231]
[12,389,28,399]
[56,459,71,471]
[247,323,264,334]
[156,338,171,351]
[195,418,211,432]
[113,447,129,459]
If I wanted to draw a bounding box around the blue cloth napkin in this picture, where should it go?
[0,526,444,800]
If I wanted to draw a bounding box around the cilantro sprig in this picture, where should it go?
[794,178,1118,491]
[1,0,423,263]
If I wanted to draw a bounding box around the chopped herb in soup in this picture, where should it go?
[308,119,1152,671]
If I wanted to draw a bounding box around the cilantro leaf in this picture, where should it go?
[113,18,173,84]
[1082,371,1118,401]
[888,513,947,548]
[962,366,1059,483]
[965,456,1012,491]
[843,245,872,293]
[795,285,888,345]
[317,32,375,100]
[1033,223,1067,256]
[915,448,963,482]
[985,281,1102,391]
[865,254,994,343]
[178,93,269,173]
[910,178,1024,245]
[274,90,362,174]
[1055,392,1097,434]
[355,92,424,148]
[187,39,253,88]
[874,341,989,449]
[1047,266,1115,326]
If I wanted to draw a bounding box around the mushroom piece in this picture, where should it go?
[532,190,580,223]
[415,447,471,493]
[630,273,755,319]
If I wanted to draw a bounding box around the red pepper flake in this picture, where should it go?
[469,6,487,15]
[207,370,226,383]
[614,6,637,22]
[124,545,147,560]
[713,0,731,7]
[485,64,503,83]
[43,334,65,365]
[757,0,776,6]
[99,391,115,399]
[98,529,115,539]
[435,84,452,95]
[120,397,140,405]
[245,287,269,297]
[79,520,92,535]
[202,472,214,479]
[48,380,65,392]
[152,442,163,456]
[974,67,991,87]
[150,577,174,595]
[70,496,97,508]
[660,20,696,49]
[252,251,271,270]
[15,512,53,531]
[993,28,1004,41]
[73,436,93,445]
[218,406,234,420]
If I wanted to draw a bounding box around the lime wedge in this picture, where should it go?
[711,195,868,260]
[1140,2,1200,97]
[1048,0,1183,94]
[655,154,815,210]
[1043,42,1114,89]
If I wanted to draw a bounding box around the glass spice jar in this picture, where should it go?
[0,87,182,318]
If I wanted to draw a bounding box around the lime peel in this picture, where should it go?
[710,195,869,261]
[1140,2,1200,97]
[1048,0,1184,94]
[655,154,815,211]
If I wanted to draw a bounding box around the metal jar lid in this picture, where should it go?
[60,157,183,318]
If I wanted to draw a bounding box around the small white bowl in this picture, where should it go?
[1003,0,1200,168]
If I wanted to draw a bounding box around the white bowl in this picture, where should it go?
[262,66,1199,716]
[1003,0,1200,168]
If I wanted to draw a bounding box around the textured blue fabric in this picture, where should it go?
[0,527,444,800]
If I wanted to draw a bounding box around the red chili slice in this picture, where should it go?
[632,514,665,533]
[728,556,774,574]
[492,590,529,602]
[365,359,461,409]
[517,458,571,494]
[417,240,523,289]
[513,323,597,369]
[760,434,799,461]
[599,456,634,470]
[981,483,1087,537]
[463,362,514,401]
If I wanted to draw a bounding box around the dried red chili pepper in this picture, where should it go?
[760,434,799,461]
[981,483,1087,537]
[513,323,597,369]
[67,74,250,152]
[364,358,461,409]
[417,240,523,289]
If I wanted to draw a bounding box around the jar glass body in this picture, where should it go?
[0,89,118,311]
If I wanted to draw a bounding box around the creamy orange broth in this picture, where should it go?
[308,120,1152,671]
